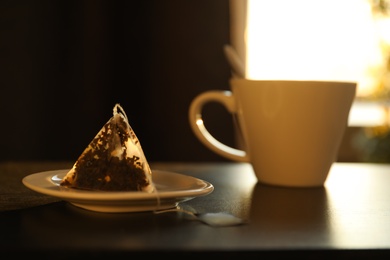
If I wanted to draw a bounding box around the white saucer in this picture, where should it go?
[22,169,214,213]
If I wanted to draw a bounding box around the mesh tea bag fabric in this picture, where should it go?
[60,104,154,192]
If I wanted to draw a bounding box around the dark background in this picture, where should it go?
[0,0,236,162]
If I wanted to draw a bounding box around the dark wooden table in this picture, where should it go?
[1,161,390,258]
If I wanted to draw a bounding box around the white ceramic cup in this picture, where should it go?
[189,79,356,187]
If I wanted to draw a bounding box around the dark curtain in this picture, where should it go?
[0,0,234,162]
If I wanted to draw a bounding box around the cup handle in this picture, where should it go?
[189,90,249,162]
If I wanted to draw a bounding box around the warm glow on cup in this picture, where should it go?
[189,79,356,188]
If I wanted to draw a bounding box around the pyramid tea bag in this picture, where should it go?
[60,104,154,192]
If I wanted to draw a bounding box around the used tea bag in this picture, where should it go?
[60,103,154,192]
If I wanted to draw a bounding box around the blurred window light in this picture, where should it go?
[245,0,389,99]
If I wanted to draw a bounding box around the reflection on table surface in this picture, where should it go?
[1,161,390,257]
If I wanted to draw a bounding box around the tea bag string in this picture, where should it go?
[152,182,161,211]
[113,103,129,122]
[151,183,197,218]
[152,184,246,227]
